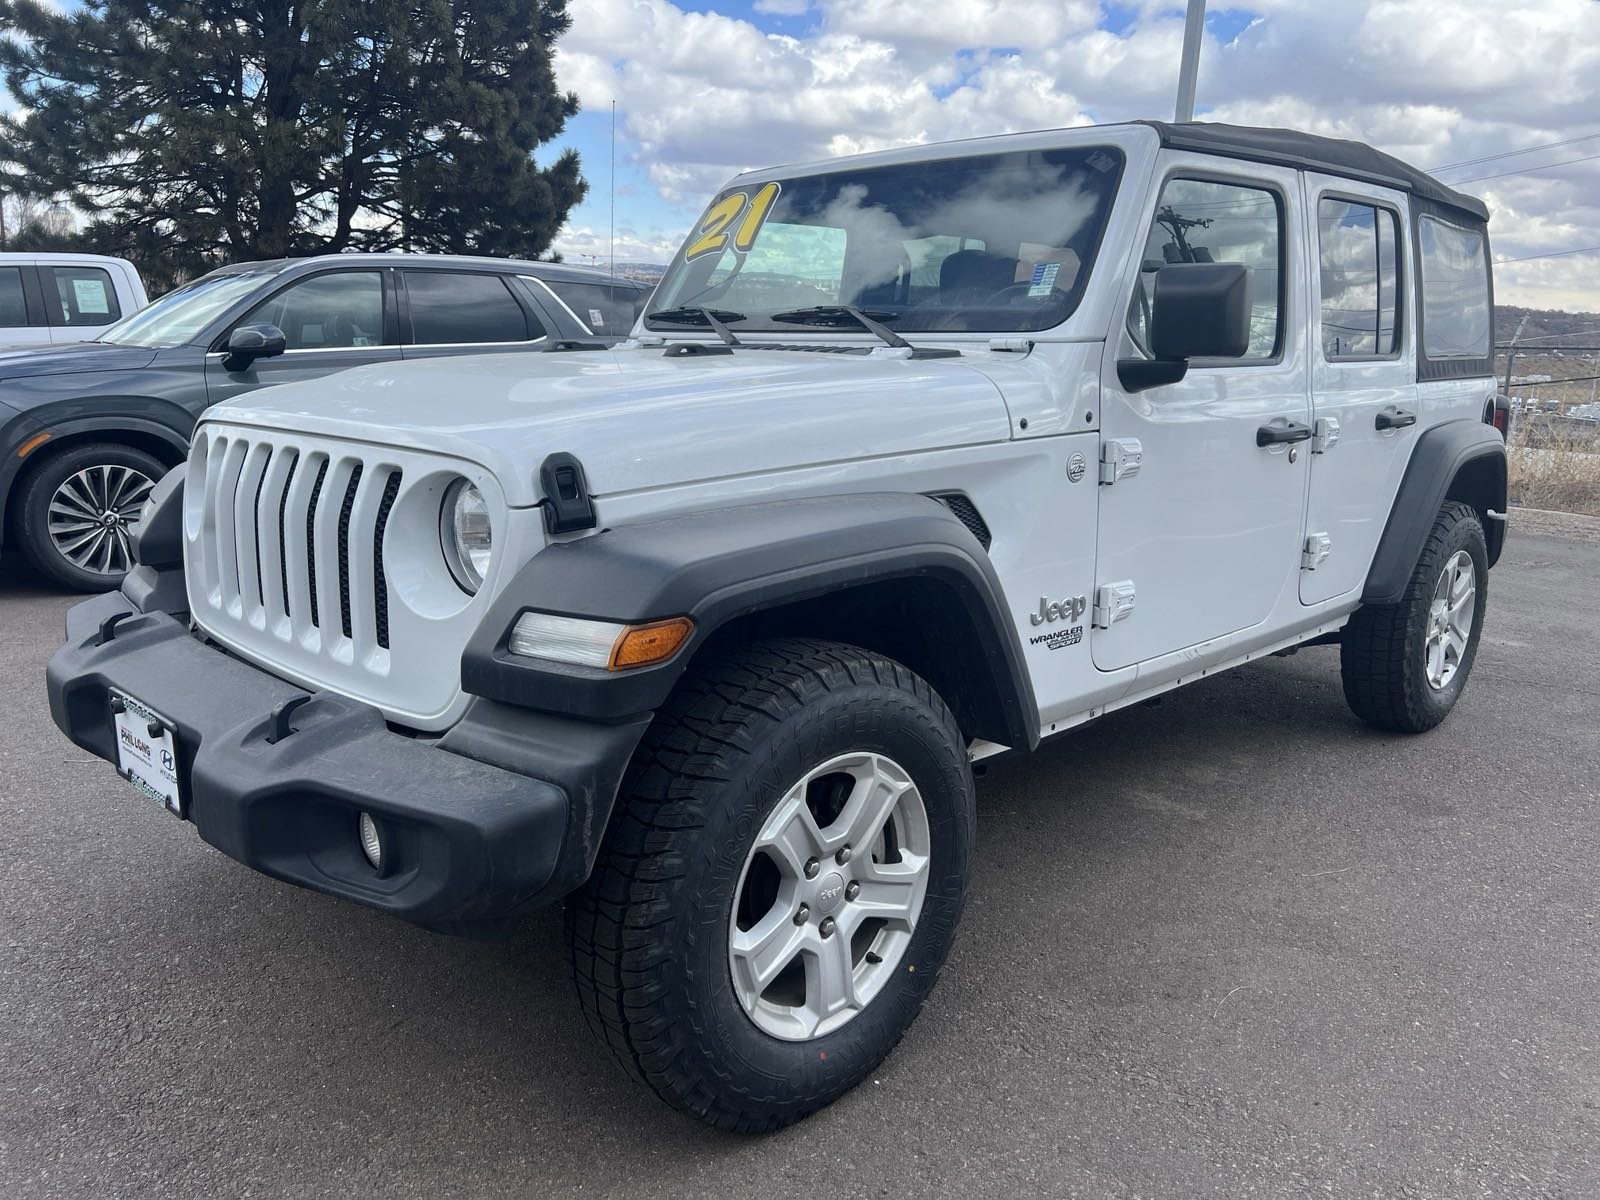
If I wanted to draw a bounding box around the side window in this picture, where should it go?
[1318,199,1400,359]
[237,271,384,350]
[544,280,639,334]
[1128,178,1283,361]
[406,271,535,344]
[0,267,27,326]
[1418,216,1491,359]
[46,266,122,326]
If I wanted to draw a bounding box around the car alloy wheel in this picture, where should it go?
[47,464,155,578]
[1424,549,1476,691]
[728,750,931,1041]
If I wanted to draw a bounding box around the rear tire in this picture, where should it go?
[566,638,976,1132]
[1340,501,1488,733]
[16,442,163,591]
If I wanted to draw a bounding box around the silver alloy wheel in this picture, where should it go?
[47,464,156,577]
[728,751,931,1041]
[1425,549,1476,691]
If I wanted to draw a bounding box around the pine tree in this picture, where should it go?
[0,0,587,282]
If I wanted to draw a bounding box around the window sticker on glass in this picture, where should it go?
[1028,262,1061,298]
[588,308,605,328]
[74,278,111,314]
[683,182,782,261]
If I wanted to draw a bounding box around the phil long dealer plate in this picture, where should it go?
[110,689,182,816]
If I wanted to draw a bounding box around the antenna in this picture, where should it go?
[1174,0,1206,122]
[609,99,616,278]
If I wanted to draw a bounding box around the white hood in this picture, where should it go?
[206,345,1015,506]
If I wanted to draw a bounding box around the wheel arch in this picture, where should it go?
[3,416,188,538]
[460,492,1040,752]
[1362,418,1506,606]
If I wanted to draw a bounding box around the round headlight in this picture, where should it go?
[441,478,492,594]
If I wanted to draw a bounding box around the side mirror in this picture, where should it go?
[1119,263,1251,393]
[221,323,287,372]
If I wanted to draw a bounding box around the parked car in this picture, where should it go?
[1,254,647,589]
[0,252,148,347]
[48,121,1505,1131]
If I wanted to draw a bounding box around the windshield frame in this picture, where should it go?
[646,142,1127,339]
[96,266,287,349]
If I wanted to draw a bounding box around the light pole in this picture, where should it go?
[1175,0,1207,122]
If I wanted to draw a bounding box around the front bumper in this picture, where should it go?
[47,591,644,935]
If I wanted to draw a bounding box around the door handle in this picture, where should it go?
[1375,406,1417,431]
[1256,419,1314,447]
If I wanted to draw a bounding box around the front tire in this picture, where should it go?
[16,442,163,591]
[566,638,976,1132]
[1341,501,1488,733]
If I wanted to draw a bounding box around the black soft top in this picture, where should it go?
[1137,121,1488,223]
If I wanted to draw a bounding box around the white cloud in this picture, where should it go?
[558,0,1600,309]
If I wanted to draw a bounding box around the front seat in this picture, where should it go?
[939,249,1018,305]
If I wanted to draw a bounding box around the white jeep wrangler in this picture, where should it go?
[49,121,1507,1131]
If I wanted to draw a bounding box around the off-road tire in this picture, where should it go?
[1341,501,1488,733]
[16,441,165,591]
[566,638,976,1132]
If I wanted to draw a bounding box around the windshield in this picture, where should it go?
[649,145,1124,335]
[98,269,281,347]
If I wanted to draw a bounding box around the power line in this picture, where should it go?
[1493,245,1600,265]
[1452,150,1600,186]
[1434,131,1600,173]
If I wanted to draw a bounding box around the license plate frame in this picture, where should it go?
[110,689,184,817]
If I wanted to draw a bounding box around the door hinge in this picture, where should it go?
[1312,416,1341,454]
[1092,581,1137,629]
[1302,532,1332,571]
[1100,438,1143,485]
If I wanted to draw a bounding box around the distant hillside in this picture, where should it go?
[1497,306,1600,345]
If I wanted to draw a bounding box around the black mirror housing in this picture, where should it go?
[1149,262,1251,361]
[222,323,287,372]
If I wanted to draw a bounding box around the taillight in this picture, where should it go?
[1492,407,1507,436]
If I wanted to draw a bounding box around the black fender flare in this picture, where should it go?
[1363,418,1507,606]
[461,492,1039,750]
[0,412,190,534]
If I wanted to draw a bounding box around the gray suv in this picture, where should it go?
[0,254,648,589]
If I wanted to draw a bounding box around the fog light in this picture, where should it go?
[358,811,383,871]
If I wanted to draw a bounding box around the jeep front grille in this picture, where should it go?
[184,423,499,730]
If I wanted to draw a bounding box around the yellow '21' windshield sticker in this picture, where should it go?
[683,181,781,262]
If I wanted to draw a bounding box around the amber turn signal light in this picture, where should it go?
[609,617,694,670]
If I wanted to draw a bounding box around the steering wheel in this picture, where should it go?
[981,282,1070,307]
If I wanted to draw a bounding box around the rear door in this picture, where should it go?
[1094,159,1312,672]
[1300,176,1418,604]
[205,267,400,405]
[399,269,547,360]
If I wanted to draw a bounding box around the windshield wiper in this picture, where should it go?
[645,305,745,346]
[770,305,959,359]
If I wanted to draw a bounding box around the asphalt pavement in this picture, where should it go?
[2,515,1597,1199]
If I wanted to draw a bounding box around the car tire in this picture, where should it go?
[16,442,165,592]
[1340,501,1488,733]
[566,637,976,1132]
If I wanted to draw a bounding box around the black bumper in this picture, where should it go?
[47,591,648,935]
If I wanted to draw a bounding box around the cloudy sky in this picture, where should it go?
[547,0,1600,312]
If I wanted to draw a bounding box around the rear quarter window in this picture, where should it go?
[1418,216,1491,359]
[46,266,122,326]
[545,280,645,334]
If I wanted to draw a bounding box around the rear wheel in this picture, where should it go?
[16,442,162,591]
[566,638,975,1132]
[1341,501,1488,733]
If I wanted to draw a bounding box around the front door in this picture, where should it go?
[204,268,400,406]
[1093,160,1312,672]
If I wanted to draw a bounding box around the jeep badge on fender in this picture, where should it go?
[47,120,1505,1134]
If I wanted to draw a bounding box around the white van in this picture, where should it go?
[0,253,147,346]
